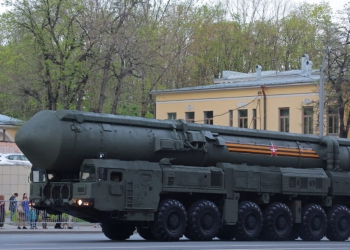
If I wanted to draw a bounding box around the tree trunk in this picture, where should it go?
[97,56,112,113]
[111,77,125,115]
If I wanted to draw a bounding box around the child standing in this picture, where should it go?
[29,206,37,229]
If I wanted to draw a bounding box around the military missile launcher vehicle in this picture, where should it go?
[15,110,350,241]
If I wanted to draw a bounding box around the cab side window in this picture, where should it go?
[110,172,122,182]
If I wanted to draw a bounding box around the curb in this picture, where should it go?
[0,230,103,234]
[0,224,103,234]
[0,227,103,234]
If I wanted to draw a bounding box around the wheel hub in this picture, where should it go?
[338,216,348,231]
[276,215,287,230]
[202,214,214,229]
[311,216,321,231]
[168,213,180,230]
[246,214,257,230]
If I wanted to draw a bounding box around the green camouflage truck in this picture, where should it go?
[15,110,350,241]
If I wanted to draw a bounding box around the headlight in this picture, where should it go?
[72,198,94,206]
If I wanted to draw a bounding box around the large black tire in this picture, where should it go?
[152,199,187,241]
[185,200,220,241]
[101,221,135,241]
[137,224,156,240]
[261,202,293,241]
[326,205,350,241]
[217,225,235,240]
[234,201,263,241]
[299,204,327,241]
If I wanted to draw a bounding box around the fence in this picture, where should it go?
[0,200,95,229]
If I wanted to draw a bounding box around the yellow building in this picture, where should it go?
[0,113,23,153]
[150,57,339,136]
[0,114,22,142]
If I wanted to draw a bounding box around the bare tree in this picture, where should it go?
[7,0,95,110]
[323,34,350,137]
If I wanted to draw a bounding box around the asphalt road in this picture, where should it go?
[0,233,349,250]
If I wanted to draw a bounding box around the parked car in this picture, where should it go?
[0,153,32,166]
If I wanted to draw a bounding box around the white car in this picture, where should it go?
[0,153,32,166]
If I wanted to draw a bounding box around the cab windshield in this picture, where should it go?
[81,164,96,182]
[31,168,46,183]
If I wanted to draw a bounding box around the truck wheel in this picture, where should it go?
[101,221,135,241]
[234,201,262,241]
[262,202,293,241]
[185,200,220,241]
[152,199,187,241]
[217,225,235,240]
[137,224,155,240]
[326,205,350,241]
[299,204,326,241]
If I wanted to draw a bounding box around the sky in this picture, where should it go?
[293,0,349,12]
[0,0,348,15]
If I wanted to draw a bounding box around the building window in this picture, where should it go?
[185,112,195,123]
[303,107,313,134]
[328,107,339,134]
[204,111,213,125]
[238,109,248,128]
[1,129,9,141]
[279,108,289,132]
[252,109,257,129]
[167,113,176,120]
[229,110,233,126]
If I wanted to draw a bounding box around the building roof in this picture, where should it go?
[0,114,23,126]
[150,69,320,95]
[0,141,21,153]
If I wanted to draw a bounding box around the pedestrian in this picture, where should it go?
[17,193,29,229]
[0,195,5,228]
[9,193,18,222]
[34,208,39,229]
[29,206,37,229]
[67,215,73,229]
[23,193,30,223]
[41,210,48,229]
[54,214,62,229]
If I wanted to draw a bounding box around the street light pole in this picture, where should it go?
[319,48,327,136]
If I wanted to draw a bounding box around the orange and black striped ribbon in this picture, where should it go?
[226,142,319,159]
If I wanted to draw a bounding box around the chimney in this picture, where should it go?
[301,54,309,75]
[306,60,313,77]
[256,65,262,80]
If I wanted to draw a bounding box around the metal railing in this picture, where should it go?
[0,200,96,229]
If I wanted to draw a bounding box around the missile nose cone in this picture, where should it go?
[15,110,62,169]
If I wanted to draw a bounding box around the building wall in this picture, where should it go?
[155,83,318,134]
[0,165,31,210]
[0,126,18,142]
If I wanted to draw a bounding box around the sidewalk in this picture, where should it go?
[0,218,103,234]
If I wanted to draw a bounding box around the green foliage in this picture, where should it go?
[0,0,341,121]
[118,104,140,117]
[4,211,87,223]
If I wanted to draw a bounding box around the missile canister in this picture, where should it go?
[15,110,350,172]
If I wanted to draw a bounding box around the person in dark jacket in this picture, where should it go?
[9,193,18,221]
[0,195,5,228]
